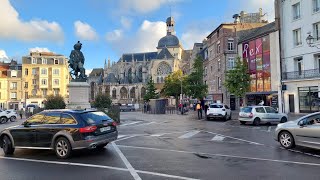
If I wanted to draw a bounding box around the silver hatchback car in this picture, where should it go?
[239,106,288,126]
[275,112,320,150]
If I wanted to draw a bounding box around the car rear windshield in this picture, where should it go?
[80,111,111,124]
[210,104,223,108]
[241,107,252,113]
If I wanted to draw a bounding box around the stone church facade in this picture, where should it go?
[88,16,192,104]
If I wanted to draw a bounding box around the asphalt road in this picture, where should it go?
[0,112,319,180]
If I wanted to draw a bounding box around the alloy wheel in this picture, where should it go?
[56,140,69,157]
[280,132,293,148]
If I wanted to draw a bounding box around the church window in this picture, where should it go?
[157,62,172,76]
[112,88,116,99]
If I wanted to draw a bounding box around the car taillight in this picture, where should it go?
[79,126,97,133]
[112,121,117,126]
[249,113,253,118]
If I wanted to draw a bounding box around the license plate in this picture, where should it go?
[100,127,111,132]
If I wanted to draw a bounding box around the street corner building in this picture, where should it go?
[88,16,192,104]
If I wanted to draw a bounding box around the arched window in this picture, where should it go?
[141,87,146,98]
[128,68,132,84]
[105,86,110,97]
[112,88,117,99]
[130,87,135,99]
[160,77,164,83]
[120,87,128,99]
[138,66,143,82]
[157,77,160,83]
[157,62,172,76]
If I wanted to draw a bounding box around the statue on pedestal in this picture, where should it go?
[69,41,87,81]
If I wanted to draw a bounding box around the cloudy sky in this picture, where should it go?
[0,0,274,70]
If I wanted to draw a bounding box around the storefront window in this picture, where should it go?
[299,86,320,113]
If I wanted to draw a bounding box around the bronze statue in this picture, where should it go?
[69,41,87,80]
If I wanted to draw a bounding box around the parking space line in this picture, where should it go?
[114,135,137,142]
[267,126,272,132]
[112,142,141,180]
[120,122,141,127]
[150,131,191,137]
[131,122,157,127]
[117,144,320,167]
[178,130,200,139]
[204,131,263,145]
[211,135,225,141]
[136,170,200,180]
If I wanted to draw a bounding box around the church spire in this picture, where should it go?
[166,16,175,35]
[108,57,111,68]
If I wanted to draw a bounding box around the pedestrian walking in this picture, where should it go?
[19,108,24,119]
[196,101,202,119]
[204,103,209,117]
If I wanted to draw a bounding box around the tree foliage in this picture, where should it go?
[44,95,66,109]
[162,70,187,99]
[185,55,208,99]
[225,58,251,98]
[92,93,112,109]
[144,77,158,101]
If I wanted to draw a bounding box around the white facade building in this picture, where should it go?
[278,0,320,113]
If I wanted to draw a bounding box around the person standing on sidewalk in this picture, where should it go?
[196,101,202,119]
[19,108,24,119]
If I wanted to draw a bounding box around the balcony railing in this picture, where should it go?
[282,69,320,80]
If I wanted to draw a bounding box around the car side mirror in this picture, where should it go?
[23,121,31,127]
[275,111,278,113]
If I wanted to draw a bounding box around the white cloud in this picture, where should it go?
[29,47,51,53]
[85,69,93,76]
[120,16,132,29]
[181,29,210,49]
[117,0,182,14]
[0,0,64,42]
[106,29,123,42]
[106,20,166,54]
[74,21,98,41]
[0,50,8,59]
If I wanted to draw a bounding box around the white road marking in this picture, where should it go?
[211,135,225,141]
[178,130,201,139]
[0,155,199,180]
[114,135,137,142]
[150,131,191,137]
[252,127,261,130]
[131,122,157,127]
[117,144,320,167]
[119,121,140,127]
[111,142,141,180]
[117,135,126,139]
[204,131,263,145]
[267,126,272,132]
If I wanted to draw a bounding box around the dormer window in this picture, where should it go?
[42,58,47,64]
[32,57,37,64]
[54,59,59,65]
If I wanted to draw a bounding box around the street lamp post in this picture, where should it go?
[178,77,183,115]
[306,33,320,49]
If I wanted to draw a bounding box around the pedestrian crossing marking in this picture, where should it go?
[178,130,201,139]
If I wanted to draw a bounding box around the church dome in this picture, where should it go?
[157,34,180,48]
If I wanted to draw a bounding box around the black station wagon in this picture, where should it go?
[0,109,118,159]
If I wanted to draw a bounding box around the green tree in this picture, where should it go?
[225,58,250,99]
[144,77,158,101]
[186,55,208,99]
[92,93,112,109]
[44,95,66,109]
[162,70,187,103]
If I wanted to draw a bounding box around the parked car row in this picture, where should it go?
[0,109,18,124]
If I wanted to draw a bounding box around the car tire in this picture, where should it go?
[279,131,295,149]
[10,116,16,122]
[0,117,7,124]
[55,137,72,159]
[253,118,261,126]
[2,136,15,155]
[280,117,287,123]
[228,113,232,120]
[240,121,246,125]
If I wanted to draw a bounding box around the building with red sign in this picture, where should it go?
[238,22,282,111]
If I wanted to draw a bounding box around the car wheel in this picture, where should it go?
[253,118,261,126]
[10,116,16,122]
[55,137,72,159]
[228,113,232,120]
[279,131,295,149]
[240,121,246,125]
[2,136,14,155]
[0,117,7,124]
[280,117,287,123]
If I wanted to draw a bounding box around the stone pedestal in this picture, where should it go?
[67,81,91,109]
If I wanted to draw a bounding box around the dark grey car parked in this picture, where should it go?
[0,109,118,159]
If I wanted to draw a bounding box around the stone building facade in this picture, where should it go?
[88,16,192,104]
